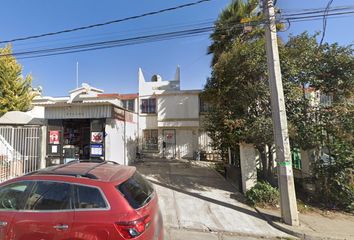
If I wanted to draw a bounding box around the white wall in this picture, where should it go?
[240,143,257,194]
[198,131,213,153]
[105,118,124,164]
[176,129,198,159]
[105,116,138,165]
[158,94,199,121]
[125,120,138,165]
[139,115,158,129]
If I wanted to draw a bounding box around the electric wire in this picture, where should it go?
[1,4,353,60]
[0,0,212,44]
[1,18,265,60]
[320,0,334,45]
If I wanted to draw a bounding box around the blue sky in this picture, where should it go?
[0,0,353,96]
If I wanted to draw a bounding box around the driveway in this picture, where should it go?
[134,158,292,240]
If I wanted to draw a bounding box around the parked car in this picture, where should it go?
[0,161,163,240]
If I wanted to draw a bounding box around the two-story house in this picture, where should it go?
[137,67,213,159]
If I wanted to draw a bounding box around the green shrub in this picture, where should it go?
[246,181,280,207]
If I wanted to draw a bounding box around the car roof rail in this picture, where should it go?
[25,160,119,179]
[81,161,119,176]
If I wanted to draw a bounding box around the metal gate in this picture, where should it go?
[0,127,41,182]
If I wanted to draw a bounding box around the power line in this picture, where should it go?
[1,5,353,60]
[320,0,335,45]
[281,5,354,15]
[0,18,264,60]
[0,0,212,45]
[10,27,216,59]
[283,9,354,21]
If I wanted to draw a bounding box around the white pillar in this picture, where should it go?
[300,149,314,177]
[240,143,257,194]
[40,126,47,169]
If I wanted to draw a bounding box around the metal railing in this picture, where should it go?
[0,127,41,182]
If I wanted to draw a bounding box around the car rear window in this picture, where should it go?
[74,185,107,209]
[117,172,154,209]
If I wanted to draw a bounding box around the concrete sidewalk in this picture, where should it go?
[134,158,293,239]
[256,207,354,240]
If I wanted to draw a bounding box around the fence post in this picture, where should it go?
[39,126,47,169]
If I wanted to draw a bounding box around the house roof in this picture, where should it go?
[119,93,138,100]
[0,111,44,125]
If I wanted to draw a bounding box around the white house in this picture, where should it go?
[136,67,214,159]
[0,66,216,181]
[31,84,138,166]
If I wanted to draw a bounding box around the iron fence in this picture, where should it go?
[0,126,41,182]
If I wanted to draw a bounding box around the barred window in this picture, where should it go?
[143,129,158,150]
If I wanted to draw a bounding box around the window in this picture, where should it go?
[122,99,135,112]
[143,129,158,150]
[25,181,71,210]
[141,98,156,114]
[0,181,33,210]
[199,97,211,113]
[117,172,154,209]
[74,185,107,209]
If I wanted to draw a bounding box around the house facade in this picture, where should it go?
[31,84,138,166]
[0,66,216,183]
[137,67,213,159]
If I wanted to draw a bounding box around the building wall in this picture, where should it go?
[105,114,138,165]
[137,67,217,159]
[105,118,124,164]
[158,94,199,121]
[175,128,198,159]
[198,131,214,153]
[125,115,138,165]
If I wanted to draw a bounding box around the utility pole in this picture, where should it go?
[262,0,299,226]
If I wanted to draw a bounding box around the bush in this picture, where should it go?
[246,181,279,207]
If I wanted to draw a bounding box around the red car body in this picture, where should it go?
[0,161,163,240]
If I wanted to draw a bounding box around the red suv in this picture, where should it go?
[0,161,163,240]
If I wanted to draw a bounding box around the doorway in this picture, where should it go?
[63,119,90,162]
[163,129,176,159]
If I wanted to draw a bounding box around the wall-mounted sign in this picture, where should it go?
[91,144,103,156]
[91,132,103,143]
[51,145,58,153]
[49,131,59,144]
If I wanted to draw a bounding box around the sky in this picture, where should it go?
[0,0,353,97]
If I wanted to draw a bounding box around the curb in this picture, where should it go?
[255,207,350,240]
[166,226,287,240]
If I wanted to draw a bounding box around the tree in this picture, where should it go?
[204,35,303,182]
[0,45,33,115]
[204,25,354,210]
[208,0,262,66]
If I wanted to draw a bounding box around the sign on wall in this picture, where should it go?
[91,132,103,143]
[91,144,103,156]
[49,130,60,144]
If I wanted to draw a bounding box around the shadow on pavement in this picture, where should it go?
[149,178,266,222]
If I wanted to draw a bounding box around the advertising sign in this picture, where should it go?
[91,144,103,157]
[49,130,59,144]
[91,132,103,143]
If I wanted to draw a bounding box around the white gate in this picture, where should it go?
[0,127,41,182]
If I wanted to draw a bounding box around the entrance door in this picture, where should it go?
[163,129,176,159]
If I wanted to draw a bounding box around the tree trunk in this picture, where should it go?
[267,144,277,186]
[257,145,268,181]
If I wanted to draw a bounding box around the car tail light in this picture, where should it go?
[116,215,152,239]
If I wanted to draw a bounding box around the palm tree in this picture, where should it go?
[208,0,261,65]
